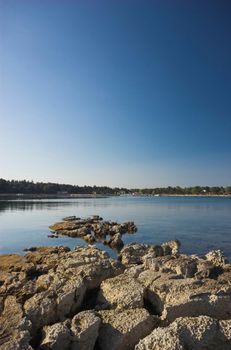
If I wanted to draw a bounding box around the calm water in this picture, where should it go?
[0,196,231,259]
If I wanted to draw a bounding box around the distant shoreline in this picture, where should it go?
[0,193,231,199]
[155,194,231,197]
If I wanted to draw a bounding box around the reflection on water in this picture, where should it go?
[0,200,81,213]
[0,196,231,259]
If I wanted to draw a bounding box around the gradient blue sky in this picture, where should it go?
[0,0,231,187]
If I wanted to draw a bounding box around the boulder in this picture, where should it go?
[40,322,71,350]
[135,315,231,350]
[161,240,181,255]
[71,310,101,350]
[108,233,124,250]
[97,308,156,350]
[205,250,228,267]
[119,244,155,265]
[24,292,57,332]
[97,273,145,310]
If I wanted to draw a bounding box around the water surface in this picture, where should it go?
[0,196,231,259]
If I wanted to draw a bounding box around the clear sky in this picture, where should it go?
[0,0,231,188]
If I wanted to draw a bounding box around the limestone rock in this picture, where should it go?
[205,250,228,267]
[108,233,124,250]
[71,310,101,350]
[119,240,180,266]
[40,322,71,350]
[135,315,231,350]
[161,240,181,255]
[1,235,231,350]
[24,292,57,332]
[97,308,156,350]
[49,217,137,248]
[119,244,156,265]
[0,296,31,350]
[97,273,145,310]
[219,319,231,342]
[138,267,231,322]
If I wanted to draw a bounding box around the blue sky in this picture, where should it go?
[0,0,231,187]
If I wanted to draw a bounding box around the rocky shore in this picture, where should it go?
[1,219,231,349]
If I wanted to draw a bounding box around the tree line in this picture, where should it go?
[131,186,231,195]
[0,179,129,195]
[0,179,230,195]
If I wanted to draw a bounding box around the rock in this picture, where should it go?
[47,234,58,238]
[142,253,174,273]
[205,250,229,267]
[49,221,81,232]
[62,216,77,221]
[163,255,197,277]
[162,292,231,323]
[143,254,198,277]
[161,240,181,255]
[138,266,231,323]
[56,277,86,319]
[92,215,102,220]
[49,216,137,249]
[0,254,25,272]
[82,234,96,244]
[135,316,218,350]
[97,308,156,350]
[119,244,154,265]
[108,233,124,250]
[0,296,31,350]
[71,310,101,350]
[219,319,231,342]
[24,292,57,332]
[195,259,222,279]
[23,247,37,252]
[135,326,183,350]
[1,235,231,350]
[40,322,71,350]
[119,241,180,266]
[97,273,145,310]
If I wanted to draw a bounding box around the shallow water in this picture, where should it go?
[0,196,231,259]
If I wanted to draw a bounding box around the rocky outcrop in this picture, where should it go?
[0,245,123,349]
[119,240,180,265]
[49,216,137,251]
[135,316,231,349]
[1,228,231,349]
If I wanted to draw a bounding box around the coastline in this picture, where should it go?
[158,194,231,197]
[0,193,231,199]
[1,238,231,349]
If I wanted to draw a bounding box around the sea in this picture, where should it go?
[0,196,231,259]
